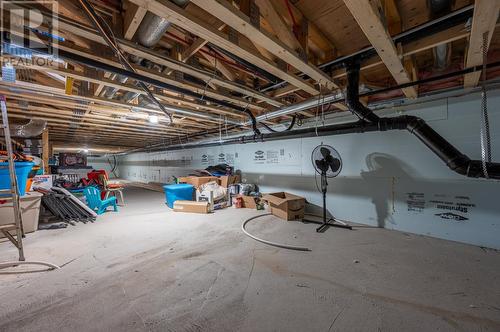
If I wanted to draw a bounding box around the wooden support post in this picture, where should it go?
[42,128,50,174]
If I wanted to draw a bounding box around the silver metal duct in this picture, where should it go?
[428,0,454,70]
[136,95,241,125]
[433,43,451,70]
[243,91,346,126]
[134,0,190,49]
[103,0,190,100]
[11,119,47,137]
[135,13,172,48]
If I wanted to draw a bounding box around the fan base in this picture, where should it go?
[302,218,353,232]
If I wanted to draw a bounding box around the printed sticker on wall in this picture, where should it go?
[254,150,265,164]
[430,194,475,222]
[201,154,208,164]
[225,153,235,165]
[406,192,425,213]
[434,212,468,222]
[218,153,226,162]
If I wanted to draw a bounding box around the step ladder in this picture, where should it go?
[0,95,59,270]
[0,95,26,261]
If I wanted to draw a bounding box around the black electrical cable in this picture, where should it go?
[361,60,500,98]
[259,114,297,133]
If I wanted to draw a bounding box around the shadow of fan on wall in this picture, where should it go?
[361,153,418,228]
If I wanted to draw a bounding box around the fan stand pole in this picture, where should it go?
[303,172,353,233]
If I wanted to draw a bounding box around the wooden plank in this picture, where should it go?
[267,0,337,60]
[190,0,338,91]
[128,0,320,95]
[463,0,500,87]
[0,80,245,120]
[181,37,208,61]
[50,41,272,112]
[383,0,402,35]
[42,129,50,174]
[22,65,241,121]
[332,24,475,80]
[343,0,417,98]
[123,1,148,40]
[6,102,207,132]
[254,0,303,53]
[201,52,236,81]
[53,17,283,107]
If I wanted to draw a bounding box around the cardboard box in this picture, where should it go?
[173,200,209,214]
[240,195,257,209]
[31,175,53,190]
[178,176,218,189]
[218,175,241,188]
[262,192,305,221]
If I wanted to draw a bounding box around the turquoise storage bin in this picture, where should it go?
[163,184,194,208]
[0,161,34,196]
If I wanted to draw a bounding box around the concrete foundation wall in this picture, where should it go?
[117,90,500,249]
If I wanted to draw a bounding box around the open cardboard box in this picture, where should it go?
[218,174,241,188]
[239,195,257,209]
[262,192,305,221]
[178,176,218,189]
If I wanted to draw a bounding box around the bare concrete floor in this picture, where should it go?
[1,187,499,331]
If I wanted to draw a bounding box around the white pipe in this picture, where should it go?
[242,213,311,251]
[0,261,60,270]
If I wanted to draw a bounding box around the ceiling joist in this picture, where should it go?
[463,0,500,87]
[128,0,321,95]
[343,0,418,98]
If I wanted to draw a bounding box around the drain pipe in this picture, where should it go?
[344,60,500,179]
[128,62,500,179]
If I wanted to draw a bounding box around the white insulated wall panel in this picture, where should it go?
[117,90,500,249]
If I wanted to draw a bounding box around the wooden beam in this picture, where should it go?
[463,0,500,88]
[123,1,148,40]
[190,0,338,91]
[42,128,50,174]
[128,0,320,95]
[201,52,237,81]
[51,16,282,107]
[332,24,476,80]
[181,37,208,61]
[254,0,303,53]
[54,41,274,111]
[0,80,245,120]
[22,65,242,121]
[343,0,417,98]
[266,0,337,61]
[382,0,402,35]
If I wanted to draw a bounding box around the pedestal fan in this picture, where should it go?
[303,145,352,232]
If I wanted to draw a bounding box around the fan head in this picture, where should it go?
[311,144,342,177]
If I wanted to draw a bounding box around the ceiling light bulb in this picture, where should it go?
[149,115,159,124]
[83,149,89,153]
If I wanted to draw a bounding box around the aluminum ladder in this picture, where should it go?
[0,95,26,260]
[0,95,59,270]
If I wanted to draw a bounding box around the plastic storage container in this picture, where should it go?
[0,191,42,239]
[163,184,194,208]
[0,162,34,196]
